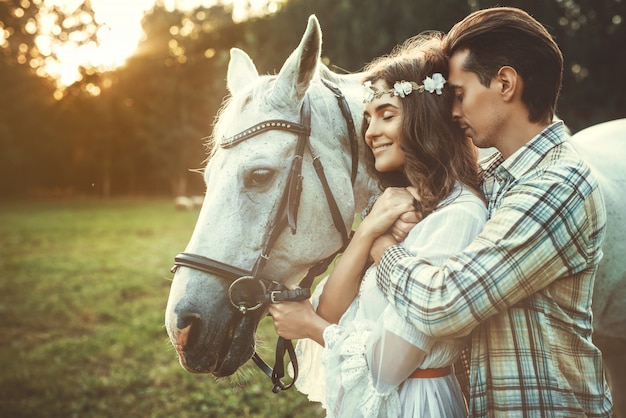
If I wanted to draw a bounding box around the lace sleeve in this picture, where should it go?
[322,322,400,418]
[292,277,367,407]
[321,308,431,418]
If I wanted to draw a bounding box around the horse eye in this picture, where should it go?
[244,168,274,188]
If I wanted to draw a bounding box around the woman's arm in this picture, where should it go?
[315,226,376,323]
[317,187,418,323]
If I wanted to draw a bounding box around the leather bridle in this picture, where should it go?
[170,79,360,393]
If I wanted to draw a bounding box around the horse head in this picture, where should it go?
[165,15,377,377]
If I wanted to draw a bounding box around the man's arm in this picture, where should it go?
[374,174,604,339]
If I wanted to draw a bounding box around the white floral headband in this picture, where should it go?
[363,73,447,103]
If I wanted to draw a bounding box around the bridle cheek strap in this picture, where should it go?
[248,97,311,278]
[313,156,350,245]
[285,98,310,233]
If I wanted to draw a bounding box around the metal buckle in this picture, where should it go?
[269,290,282,304]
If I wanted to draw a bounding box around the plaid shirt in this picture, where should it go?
[376,122,613,417]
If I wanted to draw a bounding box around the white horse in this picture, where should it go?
[165,15,378,379]
[164,15,625,411]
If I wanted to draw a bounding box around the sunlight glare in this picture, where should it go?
[38,0,154,90]
[34,0,279,95]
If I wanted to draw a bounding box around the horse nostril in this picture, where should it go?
[176,313,202,350]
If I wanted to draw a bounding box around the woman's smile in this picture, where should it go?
[373,143,393,155]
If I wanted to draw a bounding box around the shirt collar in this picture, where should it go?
[481,121,566,182]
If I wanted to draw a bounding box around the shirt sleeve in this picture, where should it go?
[376,169,606,339]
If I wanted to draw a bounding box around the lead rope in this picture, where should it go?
[252,245,347,393]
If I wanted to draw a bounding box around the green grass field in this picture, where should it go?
[0,199,325,417]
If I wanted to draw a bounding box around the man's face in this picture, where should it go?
[448,49,505,150]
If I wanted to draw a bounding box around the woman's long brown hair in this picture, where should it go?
[361,33,481,214]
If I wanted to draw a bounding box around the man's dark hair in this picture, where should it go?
[443,7,563,124]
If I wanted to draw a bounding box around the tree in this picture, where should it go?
[0,0,58,196]
[1,0,623,197]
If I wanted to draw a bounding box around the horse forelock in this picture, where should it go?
[208,71,327,157]
[206,77,273,157]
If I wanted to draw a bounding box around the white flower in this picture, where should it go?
[363,81,376,103]
[422,73,446,95]
[393,81,414,98]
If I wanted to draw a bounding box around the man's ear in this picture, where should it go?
[496,66,519,102]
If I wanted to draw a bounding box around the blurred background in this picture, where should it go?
[1,0,624,199]
[0,1,624,417]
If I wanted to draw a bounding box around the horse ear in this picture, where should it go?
[227,48,259,95]
[272,15,322,104]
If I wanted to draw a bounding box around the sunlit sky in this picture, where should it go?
[34,0,275,91]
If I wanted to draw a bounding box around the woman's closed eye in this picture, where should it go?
[382,111,396,121]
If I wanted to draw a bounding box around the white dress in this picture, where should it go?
[294,184,487,417]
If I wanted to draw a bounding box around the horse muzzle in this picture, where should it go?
[165,270,265,376]
[167,304,264,376]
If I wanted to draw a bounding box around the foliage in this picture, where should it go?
[0,0,624,197]
[0,199,325,417]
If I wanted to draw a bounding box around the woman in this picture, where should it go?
[269,34,487,417]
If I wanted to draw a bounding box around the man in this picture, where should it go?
[370,7,614,417]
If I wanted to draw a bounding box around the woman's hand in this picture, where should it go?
[269,300,329,345]
[359,187,422,240]
[367,187,424,263]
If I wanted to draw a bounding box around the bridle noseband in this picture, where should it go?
[171,79,359,393]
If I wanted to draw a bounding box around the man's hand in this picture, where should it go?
[390,210,422,242]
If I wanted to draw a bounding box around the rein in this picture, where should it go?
[171,79,359,393]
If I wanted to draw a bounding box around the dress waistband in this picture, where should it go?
[409,366,452,379]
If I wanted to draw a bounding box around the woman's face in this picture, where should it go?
[363,80,406,173]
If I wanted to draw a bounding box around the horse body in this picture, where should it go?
[568,118,626,341]
[164,14,625,412]
[569,119,626,416]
